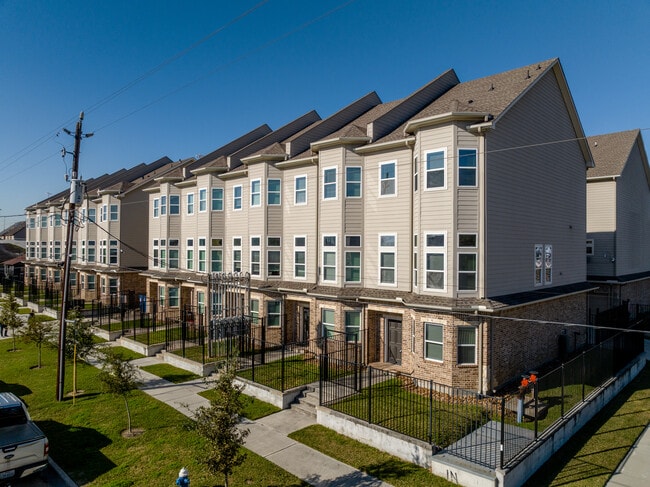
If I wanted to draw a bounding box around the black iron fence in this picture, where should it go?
[1,275,61,310]
[320,326,645,470]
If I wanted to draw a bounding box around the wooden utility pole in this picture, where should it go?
[56,112,90,402]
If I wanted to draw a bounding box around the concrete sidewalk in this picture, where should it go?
[131,356,393,487]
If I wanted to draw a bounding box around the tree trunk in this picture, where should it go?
[38,343,42,368]
[124,396,132,433]
[224,473,229,487]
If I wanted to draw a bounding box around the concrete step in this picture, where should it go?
[289,387,320,418]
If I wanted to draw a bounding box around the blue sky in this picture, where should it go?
[0,0,648,228]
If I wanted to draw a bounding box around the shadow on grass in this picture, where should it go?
[0,381,32,397]
[361,457,423,480]
[38,419,115,485]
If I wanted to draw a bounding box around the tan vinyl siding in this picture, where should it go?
[224,176,249,272]
[615,142,650,275]
[586,180,616,277]
[120,190,148,268]
[485,70,587,297]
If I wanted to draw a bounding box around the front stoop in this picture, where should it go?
[289,386,319,418]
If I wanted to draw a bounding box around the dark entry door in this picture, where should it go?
[300,306,310,344]
[387,319,402,365]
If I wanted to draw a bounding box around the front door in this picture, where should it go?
[387,319,402,365]
[298,306,310,344]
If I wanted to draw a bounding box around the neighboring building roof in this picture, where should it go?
[0,221,26,238]
[587,129,642,179]
[1,255,25,266]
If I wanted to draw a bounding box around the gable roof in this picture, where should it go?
[587,129,643,179]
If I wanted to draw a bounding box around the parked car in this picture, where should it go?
[0,392,49,482]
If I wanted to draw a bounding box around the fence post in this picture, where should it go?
[281,342,286,392]
[561,364,565,418]
[368,366,372,424]
[581,350,586,402]
[534,380,539,439]
[354,335,359,392]
[428,379,433,446]
[500,396,506,469]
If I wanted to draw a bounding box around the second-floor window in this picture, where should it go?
[458,234,477,291]
[109,240,118,265]
[153,198,159,217]
[322,235,336,283]
[294,236,306,279]
[211,238,223,272]
[211,188,223,211]
[198,238,206,272]
[345,236,361,283]
[168,239,179,269]
[87,240,96,263]
[160,196,167,216]
[250,237,261,276]
[88,208,96,223]
[267,237,281,277]
[233,237,242,272]
[199,189,207,212]
[110,204,119,221]
[186,239,194,270]
[426,150,445,189]
[379,234,396,285]
[152,239,159,267]
[425,233,445,290]
[187,193,194,215]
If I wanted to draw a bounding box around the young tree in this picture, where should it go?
[62,308,95,360]
[97,348,141,435]
[193,358,249,487]
[0,293,24,352]
[19,312,55,368]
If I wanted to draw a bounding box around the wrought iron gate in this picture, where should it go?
[207,272,251,358]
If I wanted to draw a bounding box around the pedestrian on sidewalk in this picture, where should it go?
[176,467,190,486]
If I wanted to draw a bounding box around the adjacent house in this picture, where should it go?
[586,129,650,314]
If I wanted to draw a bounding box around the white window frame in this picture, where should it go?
[186,193,194,215]
[344,235,361,283]
[233,185,242,211]
[379,161,396,197]
[198,237,207,273]
[345,310,361,342]
[425,148,446,190]
[232,237,242,272]
[294,175,307,205]
[323,167,337,200]
[109,240,118,265]
[168,239,179,269]
[345,166,362,198]
[425,232,446,291]
[211,188,224,211]
[424,322,443,362]
[458,233,478,292]
[159,197,166,216]
[250,179,261,207]
[458,148,478,188]
[267,178,281,206]
[322,235,337,283]
[169,195,180,215]
[586,239,594,256]
[267,300,281,328]
[321,308,335,338]
[457,326,477,365]
[379,234,396,286]
[267,237,281,277]
[250,236,261,277]
[199,188,207,212]
[294,236,306,279]
[186,238,194,270]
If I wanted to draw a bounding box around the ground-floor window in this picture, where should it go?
[345,310,361,341]
[321,308,335,338]
[424,322,443,361]
[267,300,281,327]
[457,326,476,364]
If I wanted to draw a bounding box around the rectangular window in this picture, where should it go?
[267,179,281,205]
[198,238,206,272]
[267,237,281,277]
[87,240,96,263]
[323,167,337,199]
[414,156,419,192]
[425,322,443,361]
[458,327,476,364]
[545,244,553,284]
[168,287,179,307]
[186,239,194,270]
[322,235,337,283]
[40,242,46,259]
[54,241,61,260]
[211,188,223,211]
[197,292,205,315]
[54,214,61,226]
[70,241,77,261]
[199,188,207,212]
[379,234,396,284]
[168,242,179,269]
[210,249,222,272]
[233,185,242,210]
[458,149,477,187]
[152,240,159,267]
[88,208,96,223]
[379,162,396,196]
[157,197,165,216]
[159,285,165,307]
[109,278,118,295]
[345,310,361,342]
[187,193,194,215]
[426,150,445,189]
[169,195,180,215]
[87,275,95,291]
[233,237,242,272]
[294,236,306,279]
[109,240,118,265]
[321,308,335,338]
[413,234,418,288]
[295,175,307,205]
[41,215,47,228]
[345,235,361,283]
[250,236,260,276]
[110,204,119,220]
[251,179,261,207]
[458,234,477,291]
[586,239,594,256]
[534,244,553,285]
[250,299,259,324]
[267,300,281,327]
[345,166,361,198]
[99,240,107,264]
[425,233,445,290]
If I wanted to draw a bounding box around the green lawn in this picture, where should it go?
[140,363,201,383]
[289,425,456,487]
[199,388,282,420]
[0,337,306,486]
[525,363,650,486]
